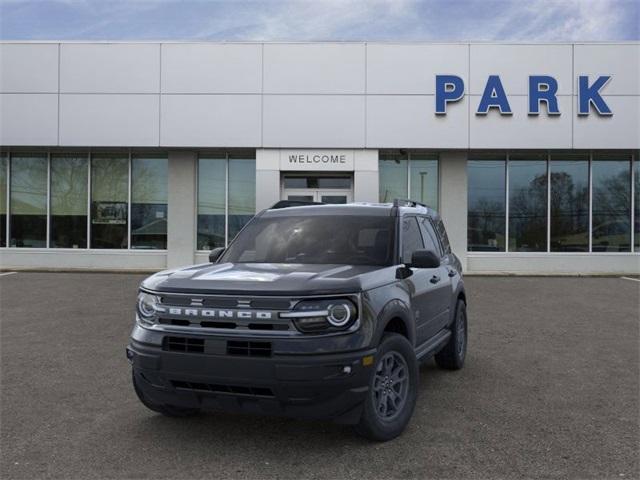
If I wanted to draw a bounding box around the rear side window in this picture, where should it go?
[435,218,451,254]
[401,217,424,264]
[418,217,442,256]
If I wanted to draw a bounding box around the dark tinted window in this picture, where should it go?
[592,154,631,252]
[401,217,424,264]
[549,155,589,252]
[467,159,506,251]
[435,219,451,254]
[509,155,548,252]
[222,215,395,266]
[418,217,441,256]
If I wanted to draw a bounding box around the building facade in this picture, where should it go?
[0,41,638,274]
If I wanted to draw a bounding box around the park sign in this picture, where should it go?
[435,75,613,116]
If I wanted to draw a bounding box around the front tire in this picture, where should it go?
[132,370,200,417]
[356,333,418,441]
[435,299,467,370]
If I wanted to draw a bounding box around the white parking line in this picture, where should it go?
[0,271,17,277]
[621,276,640,283]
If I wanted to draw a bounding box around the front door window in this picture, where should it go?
[283,175,352,204]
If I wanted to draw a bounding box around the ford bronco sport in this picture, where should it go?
[127,199,467,441]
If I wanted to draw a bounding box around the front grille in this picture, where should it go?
[157,317,290,332]
[171,380,274,397]
[163,336,205,353]
[227,340,272,357]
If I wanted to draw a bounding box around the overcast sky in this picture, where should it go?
[0,0,638,41]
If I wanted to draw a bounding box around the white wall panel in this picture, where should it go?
[573,96,640,149]
[366,95,469,148]
[161,95,261,147]
[0,94,58,145]
[469,95,573,149]
[470,44,573,95]
[59,94,159,146]
[0,44,58,93]
[263,95,364,147]
[263,43,365,94]
[60,43,160,93]
[161,44,262,93]
[367,44,468,94]
[574,44,640,95]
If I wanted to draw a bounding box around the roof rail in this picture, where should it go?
[270,200,325,209]
[392,198,429,209]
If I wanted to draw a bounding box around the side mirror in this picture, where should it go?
[208,247,225,263]
[408,249,440,269]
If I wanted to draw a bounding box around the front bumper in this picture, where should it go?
[128,328,376,424]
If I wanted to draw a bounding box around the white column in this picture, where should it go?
[439,151,468,271]
[167,150,197,268]
[354,149,379,202]
[255,149,280,211]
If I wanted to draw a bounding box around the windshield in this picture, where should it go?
[221,215,396,266]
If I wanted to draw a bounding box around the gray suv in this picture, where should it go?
[127,200,467,441]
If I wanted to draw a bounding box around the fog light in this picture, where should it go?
[362,355,374,366]
[126,347,134,363]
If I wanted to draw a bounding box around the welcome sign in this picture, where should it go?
[279,150,355,171]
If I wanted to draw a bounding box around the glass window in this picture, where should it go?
[379,151,408,202]
[401,216,424,264]
[283,176,350,189]
[50,154,88,248]
[197,156,226,250]
[409,154,438,209]
[0,154,6,247]
[508,154,548,252]
[592,154,631,252]
[10,154,47,248]
[221,215,395,266]
[131,155,168,249]
[418,217,441,256]
[91,154,128,249]
[549,154,589,252]
[435,218,451,254]
[467,158,506,252]
[228,156,256,242]
[635,156,639,251]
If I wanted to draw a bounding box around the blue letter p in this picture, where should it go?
[435,75,464,115]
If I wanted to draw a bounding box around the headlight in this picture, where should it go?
[137,291,160,326]
[281,298,358,333]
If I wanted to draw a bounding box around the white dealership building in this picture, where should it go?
[0,41,638,274]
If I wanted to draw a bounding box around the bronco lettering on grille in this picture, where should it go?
[158,306,273,320]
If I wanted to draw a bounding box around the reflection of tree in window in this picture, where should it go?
[131,157,167,250]
[592,159,631,252]
[509,160,547,252]
[550,159,588,252]
[467,160,506,252]
[91,156,128,249]
[10,155,47,248]
[51,155,88,248]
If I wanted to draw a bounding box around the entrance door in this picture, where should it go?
[282,175,353,204]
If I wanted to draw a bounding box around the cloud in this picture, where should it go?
[0,0,637,41]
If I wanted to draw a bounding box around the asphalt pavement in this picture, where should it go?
[1,273,638,479]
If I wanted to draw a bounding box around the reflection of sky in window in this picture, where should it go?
[467,160,505,207]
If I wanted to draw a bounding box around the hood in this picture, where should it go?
[142,262,397,296]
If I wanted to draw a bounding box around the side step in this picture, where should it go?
[415,329,451,362]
